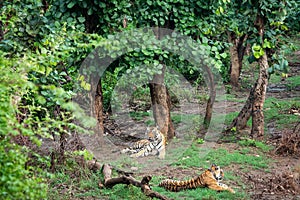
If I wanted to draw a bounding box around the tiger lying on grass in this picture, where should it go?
[159,164,235,193]
[121,126,166,159]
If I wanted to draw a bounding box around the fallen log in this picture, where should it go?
[101,164,171,200]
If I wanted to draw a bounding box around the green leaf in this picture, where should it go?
[45,67,52,76]
[252,44,261,51]
[78,17,85,23]
[211,46,218,52]
[202,37,208,44]
[157,64,163,69]
[253,51,261,59]
[82,1,87,8]
[220,52,227,58]
[67,1,76,8]
[88,8,93,15]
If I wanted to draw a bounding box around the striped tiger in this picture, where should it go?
[121,126,166,159]
[120,139,151,154]
[159,164,235,193]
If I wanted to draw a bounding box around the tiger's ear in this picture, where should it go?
[145,127,150,135]
[211,163,217,169]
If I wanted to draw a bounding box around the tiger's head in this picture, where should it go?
[145,126,160,141]
[209,164,224,181]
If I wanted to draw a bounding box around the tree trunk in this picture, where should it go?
[203,66,216,130]
[94,79,104,144]
[150,27,175,141]
[226,86,255,132]
[166,88,175,140]
[149,68,175,141]
[0,20,3,41]
[252,14,269,138]
[226,14,268,139]
[227,32,247,87]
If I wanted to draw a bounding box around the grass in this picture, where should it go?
[174,144,270,170]
[268,74,282,84]
[286,75,300,90]
[48,168,101,200]
[48,138,270,200]
[129,111,150,121]
[238,138,274,152]
[49,52,299,199]
[264,96,300,129]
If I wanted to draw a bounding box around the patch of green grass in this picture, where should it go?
[151,173,248,200]
[174,144,270,170]
[48,168,102,200]
[238,138,273,152]
[48,164,150,200]
[99,184,149,200]
[268,74,282,84]
[286,75,300,90]
[155,187,244,200]
[171,113,200,125]
[264,97,300,128]
[129,111,150,121]
[223,93,247,103]
[224,112,252,127]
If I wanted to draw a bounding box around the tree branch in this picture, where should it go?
[101,164,171,200]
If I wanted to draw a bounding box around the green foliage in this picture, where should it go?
[252,43,265,59]
[0,0,49,53]
[0,55,47,200]
[1,0,299,199]
[73,150,94,161]
[196,138,205,144]
[268,57,289,75]
[0,141,47,200]
[0,2,102,199]
[48,0,131,34]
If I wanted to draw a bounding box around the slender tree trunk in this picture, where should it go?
[150,27,175,142]
[226,85,254,132]
[226,14,268,139]
[227,32,247,87]
[0,20,3,41]
[166,89,175,140]
[203,66,216,130]
[94,79,104,144]
[149,65,175,141]
[252,14,269,138]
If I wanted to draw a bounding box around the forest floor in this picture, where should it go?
[47,52,300,200]
[110,54,300,199]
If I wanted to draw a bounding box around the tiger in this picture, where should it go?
[159,164,235,193]
[121,126,166,159]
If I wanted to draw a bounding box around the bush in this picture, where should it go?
[0,55,47,199]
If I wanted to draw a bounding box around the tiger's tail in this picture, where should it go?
[159,176,203,192]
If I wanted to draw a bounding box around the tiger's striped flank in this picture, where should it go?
[121,126,166,159]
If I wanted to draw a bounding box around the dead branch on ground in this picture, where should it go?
[101,164,171,200]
